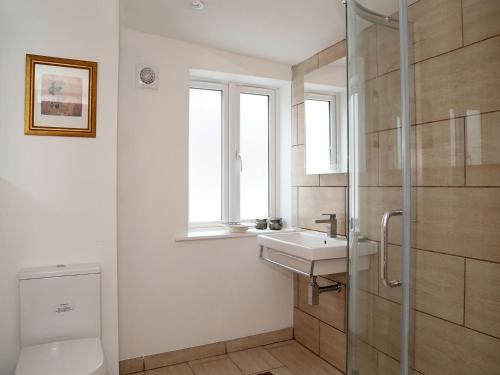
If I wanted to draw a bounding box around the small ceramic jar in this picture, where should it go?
[255,218,268,230]
[268,217,283,230]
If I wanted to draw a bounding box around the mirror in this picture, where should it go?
[304,56,347,175]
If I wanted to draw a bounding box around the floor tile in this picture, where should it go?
[189,355,243,375]
[265,341,343,375]
[267,368,295,375]
[146,363,194,375]
[228,347,282,375]
[144,342,225,370]
[264,341,296,350]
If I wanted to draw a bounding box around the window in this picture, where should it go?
[304,93,337,175]
[189,86,223,222]
[189,82,275,226]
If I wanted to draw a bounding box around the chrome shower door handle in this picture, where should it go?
[380,209,403,288]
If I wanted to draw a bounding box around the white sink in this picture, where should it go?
[258,231,347,261]
[258,231,376,276]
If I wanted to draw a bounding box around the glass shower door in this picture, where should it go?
[347,1,412,374]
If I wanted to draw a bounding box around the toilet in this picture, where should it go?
[15,263,107,375]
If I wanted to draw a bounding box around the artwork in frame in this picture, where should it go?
[24,54,97,137]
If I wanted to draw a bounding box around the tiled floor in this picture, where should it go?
[141,340,343,375]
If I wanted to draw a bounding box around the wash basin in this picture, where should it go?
[258,231,376,276]
[258,231,347,261]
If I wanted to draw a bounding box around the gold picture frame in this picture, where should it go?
[25,54,97,137]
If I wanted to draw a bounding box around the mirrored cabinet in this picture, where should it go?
[303,56,347,175]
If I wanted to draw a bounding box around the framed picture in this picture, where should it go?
[25,54,97,137]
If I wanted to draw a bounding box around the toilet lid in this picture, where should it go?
[16,338,106,375]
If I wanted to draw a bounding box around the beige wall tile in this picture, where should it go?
[297,276,345,332]
[266,341,343,375]
[292,76,304,107]
[226,328,293,353]
[465,259,500,339]
[357,251,379,295]
[372,296,401,360]
[188,355,241,375]
[297,187,346,235]
[409,0,463,62]
[291,187,298,227]
[379,129,402,186]
[463,0,500,45]
[378,127,417,187]
[146,364,194,375]
[144,342,225,370]
[377,70,402,131]
[228,347,281,375]
[414,187,500,263]
[380,248,467,323]
[293,274,299,308]
[120,357,144,374]
[377,352,399,375]
[359,187,402,243]
[291,105,298,146]
[377,352,422,375]
[319,173,348,187]
[292,145,320,186]
[415,311,500,375]
[293,54,319,79]
[359,133,379,187]
[415,35,500,124]
[352,290,376,347]
[319,322,346,372]
[350,339,378,375]
[415,250,465,324]
[415,118,465,186]
[376,68,416,130]
[297,103,305,145]
[375,0,462,68]
[318,40,346,68]
[465,111,500,186]
[344,293,400,361]
[355,25,378,80]
[363,78,380,134]
[293,307,320,354]
[377,25,400,76]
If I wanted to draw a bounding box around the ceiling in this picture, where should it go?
[120,0,347,65]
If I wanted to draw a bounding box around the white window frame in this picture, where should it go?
[189,81,277,228]
[304,91,342,174]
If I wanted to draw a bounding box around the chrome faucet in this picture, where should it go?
[314,213,337,238]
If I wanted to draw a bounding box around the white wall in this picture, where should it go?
[118,28,293,360]
[0,1,119,374]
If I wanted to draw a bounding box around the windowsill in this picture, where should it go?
[175,227,298,242]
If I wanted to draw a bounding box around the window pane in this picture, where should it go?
[189,88,222,222]
[305,99,331,174]
[240,93,269,220]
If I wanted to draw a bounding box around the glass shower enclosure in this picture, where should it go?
[347,0,500,374]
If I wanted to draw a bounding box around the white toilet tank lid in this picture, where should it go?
[18,263,100,280]
[16,338,106,375]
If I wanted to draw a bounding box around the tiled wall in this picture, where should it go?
[291,0,500,374]
[351,0,500,374]
[290,39,349,374]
